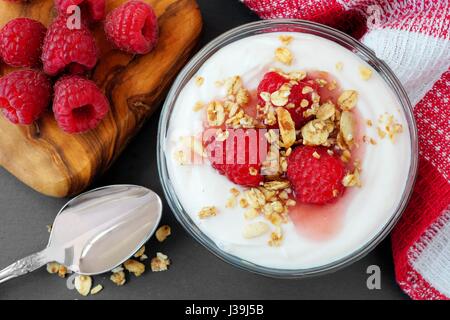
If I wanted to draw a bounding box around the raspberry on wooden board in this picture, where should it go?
[53,75,109,134]
[0,18,46,68]
[41,15,99,76]
[0,70,52,125]
[55,0,106,22]
[104,0,159,55]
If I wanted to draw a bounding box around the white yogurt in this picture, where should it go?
[164,32,412,269]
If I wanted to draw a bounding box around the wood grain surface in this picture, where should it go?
[0,0,202,197]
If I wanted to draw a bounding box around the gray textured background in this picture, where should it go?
[0,0,408,300]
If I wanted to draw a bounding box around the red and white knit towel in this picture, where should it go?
[242,0,450,300]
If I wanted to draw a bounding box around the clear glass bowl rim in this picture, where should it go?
[157,19,419,278]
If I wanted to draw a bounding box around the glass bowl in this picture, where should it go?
[157,20,418,278]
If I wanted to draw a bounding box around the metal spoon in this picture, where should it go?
[0,185,162,284]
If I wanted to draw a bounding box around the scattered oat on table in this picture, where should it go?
[74,275,92,297]
[90,284,103,295]
[151,252,171,272]
[110,270,126,286]
[123,259,145,277]
[156,225,171,242]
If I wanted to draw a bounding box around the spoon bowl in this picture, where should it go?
[49,185,163,274]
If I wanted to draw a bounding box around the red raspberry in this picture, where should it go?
[55,0,106,22]
[53,75,109,133]
[0,18,46,68]
[287,146,346,204]
[206,129,267,187]
[0,70,52,125]
[41,15,99,76]
[257,71,287,102]
[257,71,319,128]
[288,80,319,123]
[104,0,159,54]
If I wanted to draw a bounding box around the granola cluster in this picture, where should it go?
[192,77,361,245]
[205,76,254,129]
[197,81,358,241]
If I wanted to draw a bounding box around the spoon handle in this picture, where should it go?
[0,250,49,284]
